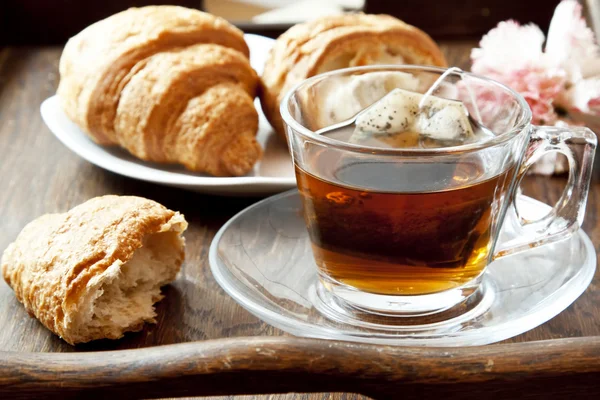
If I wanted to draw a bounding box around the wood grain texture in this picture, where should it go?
[0,42,598,399]
[1,336,600,399]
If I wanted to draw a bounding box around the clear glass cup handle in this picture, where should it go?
[494,126,597,259]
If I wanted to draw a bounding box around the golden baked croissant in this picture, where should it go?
[260,13,448,138]
[1,195,187,345]
[58,6,261,176]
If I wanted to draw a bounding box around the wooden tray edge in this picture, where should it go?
[1,336,599,399]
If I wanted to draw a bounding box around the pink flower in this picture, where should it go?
[560,78,600,114]
[546,0,599,80]
[472,0,600,121]
[548,0,600,115]
[471,19,567,125]
[500,67,566,125]
[471,20,547,75]
[472,59,566,125]
[470,0,600,174]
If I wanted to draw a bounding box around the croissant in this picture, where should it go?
[260,13,448,138]
[58,6,261,176]
[1,196,187,345]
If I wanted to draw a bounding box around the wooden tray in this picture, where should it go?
[3,337,600,399]
[0,43,599,400]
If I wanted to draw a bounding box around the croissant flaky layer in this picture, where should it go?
[260,13,448,138]
[58,6,262,176]
[1,196,188,345]
[114,44,261,176]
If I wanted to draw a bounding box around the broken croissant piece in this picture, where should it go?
[260,13,448,138]
[1,195,187,345]
[58,6,261,176]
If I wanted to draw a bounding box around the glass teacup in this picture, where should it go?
[280,66,596,319]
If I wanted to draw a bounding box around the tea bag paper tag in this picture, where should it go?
[351,88,474,143]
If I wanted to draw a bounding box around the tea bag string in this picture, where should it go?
[418,67,483,125]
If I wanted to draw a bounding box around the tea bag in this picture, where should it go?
[348,66,492,148]
[351,88,476,146]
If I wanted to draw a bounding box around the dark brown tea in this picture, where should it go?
[296,147,515,296]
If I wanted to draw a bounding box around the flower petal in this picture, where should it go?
[471,20,545,75]
[558,78,600,115]
[546,0,600,79]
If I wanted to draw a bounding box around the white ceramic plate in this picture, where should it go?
[40,34,296,196]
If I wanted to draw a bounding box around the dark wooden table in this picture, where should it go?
[0,42,599,399]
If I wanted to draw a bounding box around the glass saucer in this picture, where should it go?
[209,190,596,346]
